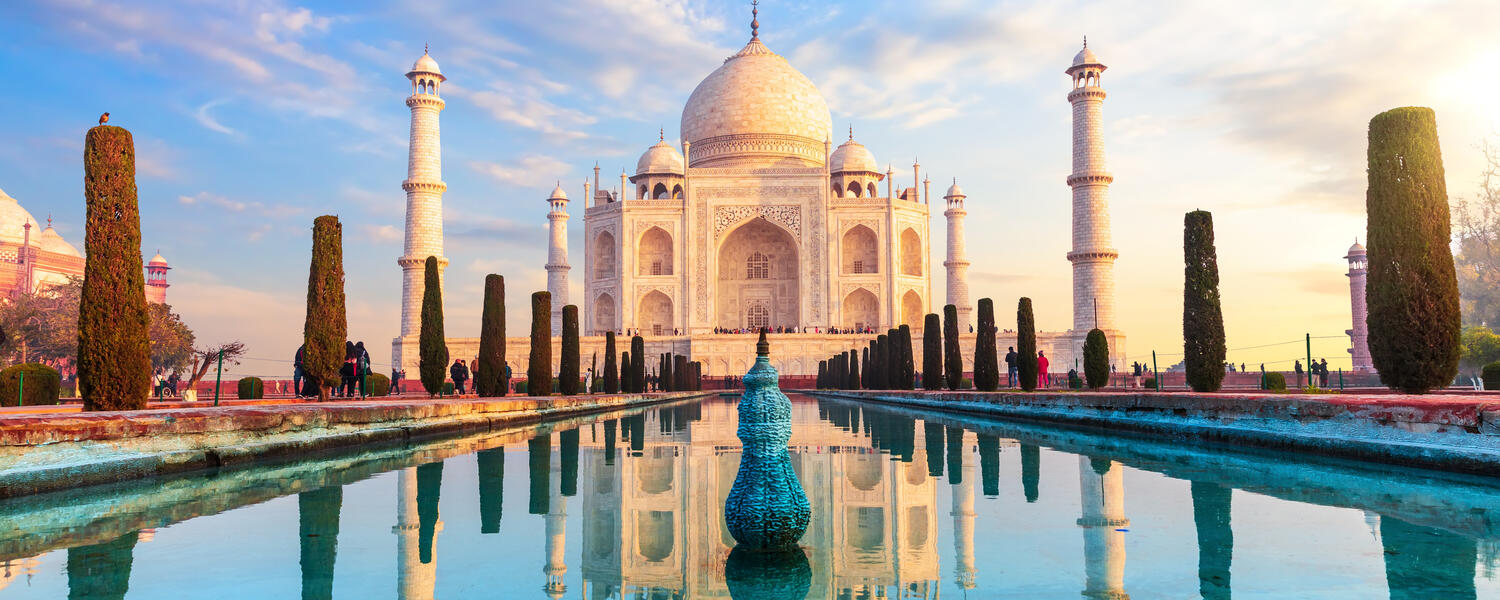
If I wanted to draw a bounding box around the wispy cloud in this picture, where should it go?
[469,155,572,188]
[177,191,303,219]
[194,99,238,136]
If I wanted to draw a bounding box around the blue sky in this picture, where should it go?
[2,0,1498,377]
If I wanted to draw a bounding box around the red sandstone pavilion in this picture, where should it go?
[0,186,169,302]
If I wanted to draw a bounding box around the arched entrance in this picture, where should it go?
[841,225,878,274]
[716,217,799,329]
[843,288,878,331]
[637,291,673,336]
[594,293,616,333]
[901,290,922,328]
[637,227,673,276]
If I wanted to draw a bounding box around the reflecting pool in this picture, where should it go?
[2,394,1499,599]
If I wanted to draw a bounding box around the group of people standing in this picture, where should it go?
[292,341,372,399]
[152,368,181,399]
[1295,358,1333,387]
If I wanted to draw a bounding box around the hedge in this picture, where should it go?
[1264,372,1287,392]
[1084,328,1109,389]
[367,372,391,397]
[237,377,264,400]
[0,363,61,407]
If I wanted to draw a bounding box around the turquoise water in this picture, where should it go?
[2,394,1498,599]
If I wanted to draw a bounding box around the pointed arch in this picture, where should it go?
[900,228,922,276]
[868,182,878,198]
[901,290,923,328]
[637,226,673,276]
[846,181,863,198]
[652,182,669,199]
[594,293,616,332]
[637,291,673,336]
[593,230,617,279]
[716,217,799,329]
[842,288,879,331]
[841,225,878,274]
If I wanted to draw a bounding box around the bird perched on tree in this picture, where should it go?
[98,112,109,125]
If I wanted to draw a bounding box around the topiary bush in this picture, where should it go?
[1017,298,1038,391]
[1142,377,1157,390]
[368,373,391,397]
[942,305,961,390]
[1366,107,1461,393]
[0,363,61,407]
[1483,362,1500,390]
[1084,328,1109,389]
[237,377,264,400]
[528,292,552,396]
[476,274,507,397]
[974,299,999,391]
[1264,372,1287,392]
[922,313,942,390]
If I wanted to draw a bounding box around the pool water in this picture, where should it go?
[2,394,1498,599]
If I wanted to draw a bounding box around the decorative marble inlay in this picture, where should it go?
[714,205,802,239]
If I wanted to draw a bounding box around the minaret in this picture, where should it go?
[944,180,972,326]
[546,183,571,332]
[1066,39,1118,332]
[394,467,439,600]
[950,434,978,590]
[144,251,170,304]
[1078,456,1129,599]
[398,49,448,341]
[543,448,569,599]
[1345,241,1374,372]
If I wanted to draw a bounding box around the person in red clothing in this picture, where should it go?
[1037,351,1051,387]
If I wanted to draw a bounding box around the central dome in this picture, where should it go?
[680,38,832,168]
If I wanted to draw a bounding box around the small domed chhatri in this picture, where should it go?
[410,49,442,77]
[636,134,686,176]
[829,132,879,174]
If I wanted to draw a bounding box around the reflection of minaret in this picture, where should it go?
[394,467,440,600]
[950,433,978,590]
[1190,481,1232,600]
[544,447,569,599]
[1077,456,1129,599]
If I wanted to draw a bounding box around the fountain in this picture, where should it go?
[723,329,810,550]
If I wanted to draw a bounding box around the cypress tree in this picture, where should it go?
[861,347,872,389]
[417,256,447,397]
[1017,298,1038,391]
[559,305,580,395]
[620,351,632,393]
[477,275,506,397]
[887,329,901,389]
[898,325,916,390]
[974,299,999,391]
[78,125,152,411]
[675,355,689,392]
[301,216,348,403]
[630,336,645,393]
[527,292,552,396]
[817,360,827,388]
[661,353,674,392]
[923,314,942,390]
[943,305,961,390]
[1084,328,1110,389]
[848,349,860,390]
[874,334,888,389]
[1183,210,1227,392]
[603,332,619,393]
[559,427,579,497]
[1366,107,1461,393]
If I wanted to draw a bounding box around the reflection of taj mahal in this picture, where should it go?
[390,7,1126,375]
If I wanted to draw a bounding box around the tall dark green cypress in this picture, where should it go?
[675,355,689,392]
[1084,328,1110,389]
[1366,107,1461,393]
[943,305,961,390]
[630,336,646,393]
[898,325,915,390]
[848,349,860,390]
[923,314,943,390]
[817,360,827,388]
[302,216,348,403]
[974,299,999,391]
[1017,298,1038,391]
[620,351,632,394]
[477,274,506,397]
[886,329,901,389]
[527,292,552,396]
[1183,210,1227,392]
[418,256,447,397]
[78,125,151,411]
[661,353,673,392]
[477,447,504,533]
[559,305,580,395]
[861,347,872,389]
[603,332,619,393]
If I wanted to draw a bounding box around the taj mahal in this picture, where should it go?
[391,9,1126,378]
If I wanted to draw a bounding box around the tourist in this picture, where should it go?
[450,359,470,395]
[1037,351,1051,387]
[1005,347,1018,387]
[166,371,180,397]
[355,341,371,397]
[1319,359,1330,387]
[586,368,595,393]
[392,368,403,395]
[340,341,358,398]
[1294,360,1303,388]
[293,344,306,399]
[153,368,164,399]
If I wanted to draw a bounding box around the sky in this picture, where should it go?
[2,0,1498,378]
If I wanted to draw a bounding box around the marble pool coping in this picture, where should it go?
[0,391,712,499]
[807,389,1500,476]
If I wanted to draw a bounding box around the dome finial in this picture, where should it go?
[424,42,429,54]
[848,124,853,141]
[660,127,665,141]
[1083,35,1087,49]
[750,0,760,40]
[756,327,769,356]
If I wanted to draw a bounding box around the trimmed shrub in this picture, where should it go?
[620,351,632,394]
[959,378,973,390]
[1183,210,1227,392]
[848,350,860,390]
[528,292,552,396]
[974,299,999,391]
[515,380,529,395]
[898,325,915,390]
[0,363,61,407]
[1483,362,1500,390]
[79,125,152,411]
[1264,372,1287,392]
[1366,107,1461,393]
[1143,377,1157,390]
[1084,328,1109,389]
[922,314,942,390]
[817,360,827,389]
[367,372,391,397]
[1017,298,1038,391]
[630,336,645,393]
[943,305,961,390]
[861,347,872,389]
[887,329,902,389]
[603,332,619,393]
[476,274,507,397]
[559,305,580,395]
[237,377,264,400]
[419,256,448,397]
[303,215,348,403]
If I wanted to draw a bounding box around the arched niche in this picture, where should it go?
[901,290,922,329]
[637,291,673,336]
[843,288,878,331]
[594,293,616,332]
[716,217,799,330]
[637,227,673,276]
[900,228,922,276]
[841,225,878,275]
[594,230,616,279]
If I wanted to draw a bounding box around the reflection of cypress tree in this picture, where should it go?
[945,426,965,485]
[67,531,137,600]
[851,406,861,435]
[559,427,579,497]
[1020,444,1040,503]
[416,461,443,565]
[1090,456,1112,476]
[477,447,505,534]
[298,485,342,600]
[923,421,945,477]
[528,434,551,515]
[1380,515,1477,600]
[630,414,646,452]
[897,416,916,463]
[1191,481,1233,600]
[603,419,617,466]
[977,434,1000,497]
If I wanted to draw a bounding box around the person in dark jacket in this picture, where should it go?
[354,341,371,397]
[340,341,358,398]
[1004,347,1018,388]
[293,345,306,398]
[450,359,470,395]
